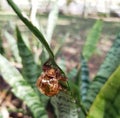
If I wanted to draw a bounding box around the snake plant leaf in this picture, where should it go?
[69,67,81,102]
[16,27,41,89]
[46,0,59,44]
[0,54,45,118]
[7,0,54,59]
[67,67,78,80]
[80,55,90,103]
[87,66,120,118]
[40,48,47,65]
[0,35,4,55]
[74,68,88,118]
[51,91,78,118]
[83,20,103,60]
[3,31,21,62]
[57,57,67,74]
[85,33,120,110]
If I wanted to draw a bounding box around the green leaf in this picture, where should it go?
[80,55,90,103]
[87,66,120,118]
[0,54,45,118]
[16,27,41,89]
[83,20,103,60]
[57,57,67,73]
[68,67,81,101]
[0,34,4,55]
[3,31,21,62]
[85,33,120,110]
[51,91,78,118]
[7,0,54,59]
[67,67,77,80]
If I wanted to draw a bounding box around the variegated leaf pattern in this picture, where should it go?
[0,54,46,118]
[16,27,40,90]
[51,92,78,118]
[85,33,120,110]
[80,55,90,103]
[87,66,120,118]
[83,20,103,60]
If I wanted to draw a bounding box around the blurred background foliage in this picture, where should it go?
[0,0,120,118]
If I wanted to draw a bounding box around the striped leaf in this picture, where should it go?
[85,33,120,110]
[87,66,120,118]
[0,35,4,55]
[51,91,78,118]
[80,55,90,103]
[16,27,40,89]
[83,20,103,60]
[73,61,88,118]
[0,54,45,118]
[67,68,78,80]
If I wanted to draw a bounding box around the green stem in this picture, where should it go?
[7,0,54,59]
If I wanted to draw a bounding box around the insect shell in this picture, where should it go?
[36,67,67,96]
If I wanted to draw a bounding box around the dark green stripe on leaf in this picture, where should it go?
[80,55,90,103]
[85,33,120,110]
[83,20,103,60]
[0,35,4,55]
[87,66,120,118]
[16,27,40,89]
[0,54,45,118]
